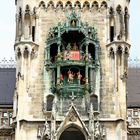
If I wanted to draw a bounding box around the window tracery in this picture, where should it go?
[91,1,99,10]
[39,1,46,8]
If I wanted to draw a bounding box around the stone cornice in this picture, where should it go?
[106,41,131,48]
[14,41,39,49]
[128,128,140,135]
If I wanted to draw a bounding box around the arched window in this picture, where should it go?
[116,5,123,40]
[24,47,29,59]
[109,7,115,42]
[109,48,115,79]
[124,47,129,72]
[74,1,81,9]
[17,48,22,74]
[17,7,22,41]
[24,5,31,39]
[124,7,129,40]
[32,16,36,42]
[90,94,98,110]
[117,46,122,67]
[46,95,54,111]
[117,46,122,88]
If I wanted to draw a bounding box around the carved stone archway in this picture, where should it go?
[59,127,86,140]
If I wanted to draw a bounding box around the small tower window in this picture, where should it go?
[109,7,115,42]
[110,26,114,42]
[32,26,35,42]
[46,95,54,111]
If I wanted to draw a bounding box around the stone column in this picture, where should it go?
[35,15,39,43]
[121,48,125,77]
[90,67,94,92]
[21,49,24,76]
[85,42,89,86]
[57,43,61,85]
[114,49,117,93]
[125,14,130,41]
[46,45,50,61]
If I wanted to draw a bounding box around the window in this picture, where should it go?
[0,111,13,127]
[133,110,139,117]
[32,26,35,42]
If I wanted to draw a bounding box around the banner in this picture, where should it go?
[64,51,80,60]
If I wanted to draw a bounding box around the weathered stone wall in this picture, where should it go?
[13,0,130,139]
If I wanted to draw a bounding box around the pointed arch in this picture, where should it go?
[117,46,123,87]
[117,46,123,65]
[124,7,129,40]
[109,7,115,42]
[74,1,81,9]
[16,48,22,75]
[116,5,123,40]
[23,47,29,59]
[91,1,99,10]
[47,1,54,9]
[109,47,115,87]
[101,1,107,9]
[24,5,31,39]
[83,1,90,8]
[124,47,129,71]
[109,47,115,59]
[56,1,63,10]
[17,7,22,41]
[59,126,86,140]
[116,5,122,14]
[17,48,22,59]
[25,4,30,16]
[39,1,46,8]
[65,1,72,9]
[109,7,114,15]
[46,94,54,111]
[90,94,98,110]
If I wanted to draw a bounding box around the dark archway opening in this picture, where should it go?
[59,127,85,140]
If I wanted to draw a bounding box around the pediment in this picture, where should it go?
[56,103,90,137]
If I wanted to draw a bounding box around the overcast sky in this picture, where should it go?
[0,0,139,60]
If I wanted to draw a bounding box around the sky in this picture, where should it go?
[0,0,140,61]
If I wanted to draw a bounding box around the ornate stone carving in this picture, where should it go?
[68,110,77,122]
[94,121,106,139]
[37,121,51,140]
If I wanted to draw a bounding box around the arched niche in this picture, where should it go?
[90,94,98,110]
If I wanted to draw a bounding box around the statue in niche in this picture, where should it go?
[66,43,71,50]
[67,70,74,84]
[77,71,82,85]
[60,73,64,84]
[72,42,78,50]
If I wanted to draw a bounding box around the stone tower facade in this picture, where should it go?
[13,0,130,140]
